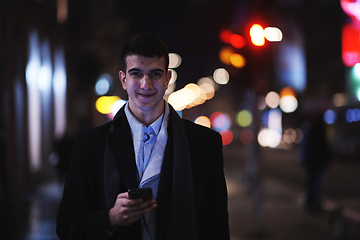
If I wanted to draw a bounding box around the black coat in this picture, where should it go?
[56,107,230,240]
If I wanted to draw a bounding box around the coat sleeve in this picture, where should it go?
[56,134,111,240]
[207,132,230,240]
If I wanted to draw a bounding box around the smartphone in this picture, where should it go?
[128,188,153,201]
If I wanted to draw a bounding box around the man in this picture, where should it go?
[56,34,230,240]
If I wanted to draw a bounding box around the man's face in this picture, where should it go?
[119,55,171,119]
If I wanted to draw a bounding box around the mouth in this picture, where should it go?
[138,92,156,98]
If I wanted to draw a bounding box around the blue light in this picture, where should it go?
[345,108,360,123]
[95,73,112,96]
[262,110,270,127]
[323,109,337,124]
[346,109,353,123]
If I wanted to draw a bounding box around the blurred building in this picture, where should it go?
[0,0,355,205]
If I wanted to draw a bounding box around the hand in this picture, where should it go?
[108,192,157,227]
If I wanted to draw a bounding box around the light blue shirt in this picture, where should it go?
[124,102,169,240]
[124,103,164,182]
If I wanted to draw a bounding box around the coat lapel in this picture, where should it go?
[107,110,138,190]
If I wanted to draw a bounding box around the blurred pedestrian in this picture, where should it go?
[300,110,331,213]
[56,34,230,240]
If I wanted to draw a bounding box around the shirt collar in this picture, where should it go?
[124,102,164,136]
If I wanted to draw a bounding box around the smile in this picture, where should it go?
[138,92,156,98]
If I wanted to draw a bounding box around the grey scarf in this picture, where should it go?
[103,104,197,240]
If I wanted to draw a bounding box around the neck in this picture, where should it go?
[128,101,165,127]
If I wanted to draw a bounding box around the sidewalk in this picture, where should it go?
[224,146,360,240]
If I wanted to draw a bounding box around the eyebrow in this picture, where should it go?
[127,68,164,74]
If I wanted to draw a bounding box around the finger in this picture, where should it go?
[117,192,129,199]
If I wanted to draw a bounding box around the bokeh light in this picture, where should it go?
[279,86,295,98]
[236,110,253,127]
[210,112,231,132]
[324,109,337,124]
[229,34,246,48]
[250,24,265,46]
[220,129,233,145]
[258,96,266,110]
[213,68,230,85]
[240,129,254,145]
[265,91,280,108]
[262,110,270,127]
[197,77,218,91]
[230,53,246,68]
[345,108,360,123]
[333,93,348,107]
[219,47,233,65]
[283,128,296,144]
[194,116,211,128]
[294,128,304,144]
[169,53,182,69]
[199,82,215,100]
[168,91,186,110]
[95,74,112,96]
[219,29,232,44]
[95,96,121,114]
[111,99,127,117]
[268,108,282,130]
[169,69,177,84]
[257,128,282,148]
[264,27,283,42]
[279,95,298,113]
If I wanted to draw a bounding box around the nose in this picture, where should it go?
[141,75,153,90]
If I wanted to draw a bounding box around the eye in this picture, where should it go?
[152,72,162,77]
[130,72,142,77]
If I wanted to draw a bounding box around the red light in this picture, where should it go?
[229,34,246,48]
[219,29,232,44]
[220,129,233,145]
[342,22,360,67]
[239,129,254,145]
[250,24,265,46]
[341,0,360,23]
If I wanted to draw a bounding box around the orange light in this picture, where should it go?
[230,53,246,68]
[219,47,233,65]
[280,87,296,98]
[250,24,265,46]
[229,34,246,49]
[219,29,232,44]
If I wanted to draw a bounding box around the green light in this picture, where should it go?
[236,110,253,127]
[347,64,360,101]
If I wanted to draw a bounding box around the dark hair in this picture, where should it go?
[121,34,169,72]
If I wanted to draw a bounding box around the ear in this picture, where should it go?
[119,71,127,90]
[165,69,172,90]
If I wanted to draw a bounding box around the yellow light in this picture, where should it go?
[197,77,218,91]
[168,91,187,110]
[199,83,215,100]
[250,24,265,46]
[264,27,283,42]
[230,53,246,68]
[95,96,120,114]
[219,47,233,65]
[193,88,207,105]
[195,116,211,128]
[236,110,253,127]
